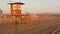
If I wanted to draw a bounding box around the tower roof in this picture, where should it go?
[8,2,24,5]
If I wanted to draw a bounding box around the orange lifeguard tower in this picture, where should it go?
[8,2,31,24]
[9,2,24,18]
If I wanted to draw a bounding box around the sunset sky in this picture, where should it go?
[0,0,60,14]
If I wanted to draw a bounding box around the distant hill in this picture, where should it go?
[36,13,60,16]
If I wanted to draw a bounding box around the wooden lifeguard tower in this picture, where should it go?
[8,2,31,24]
[9,2,24,18]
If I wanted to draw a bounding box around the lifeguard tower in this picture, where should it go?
[8,2,31,24]
[9,2,24,18]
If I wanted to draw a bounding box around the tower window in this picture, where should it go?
[13,4,17,10]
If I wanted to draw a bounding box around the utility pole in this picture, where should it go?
[14,19,19,34]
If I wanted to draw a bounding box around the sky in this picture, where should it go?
[0,0,60,14]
